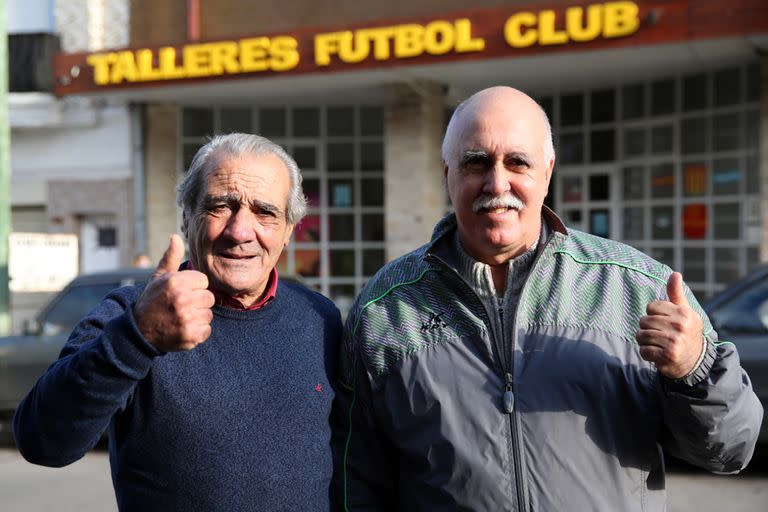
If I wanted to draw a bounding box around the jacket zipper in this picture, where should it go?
[425,254,525,511]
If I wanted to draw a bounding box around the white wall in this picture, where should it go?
[10,102,133,205]
[7,0,53,33]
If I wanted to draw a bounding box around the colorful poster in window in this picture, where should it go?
[683,163,706,196]
[683,204,707,239]
[589,209,610,238]
[294,215,320,242]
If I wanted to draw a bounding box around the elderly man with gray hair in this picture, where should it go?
[14,133,342,511]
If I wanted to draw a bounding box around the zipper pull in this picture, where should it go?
[502,372,514,414]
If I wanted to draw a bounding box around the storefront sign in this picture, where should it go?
[9,233,79,292]
[52,0,767,94]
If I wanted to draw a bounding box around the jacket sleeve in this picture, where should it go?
[13,287,161,467]
[658,295,764,474]
[331,308,397,512]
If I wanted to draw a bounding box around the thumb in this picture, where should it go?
[666,272,689,307]
[154,234,185,278]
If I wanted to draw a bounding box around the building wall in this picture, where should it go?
[384,81,446,259]
[144,103,182,263]
[131,0,548,44]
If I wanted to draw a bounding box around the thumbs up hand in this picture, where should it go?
[133,234,216,352]
[636,272,705,379]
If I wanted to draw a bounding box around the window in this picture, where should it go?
[710,275,768,334]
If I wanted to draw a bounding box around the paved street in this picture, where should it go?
[0,447,766,511]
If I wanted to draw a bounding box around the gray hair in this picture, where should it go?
[176,133,308,225]
[441,90,555,167]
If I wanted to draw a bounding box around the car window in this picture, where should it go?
[710,278,768,335]
[42,283,123,336]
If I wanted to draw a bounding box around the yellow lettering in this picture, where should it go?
[110,51,139,83]
[314,32,343,66]
[454,19,484,53]
[365,27,395,61]
[566,5,603,42]
[158,47,185,79]
[184,44,213,77]
[603,1,640,38]
[270,36,299,71]
[393,25,424,58]
[87,53,114,85]
[504,13,537,48]
[423,20,455,55]
[339,31,370,64]
[135,49,164,81]
[538,10,568,45]
[240,37,270,72]
[208,41,240,74]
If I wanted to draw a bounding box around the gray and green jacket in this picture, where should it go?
[332,208,763,511]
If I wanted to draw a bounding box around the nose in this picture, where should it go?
[223,207,256,244]
[482,163,510,197]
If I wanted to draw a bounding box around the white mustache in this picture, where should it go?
[472,194,525,213]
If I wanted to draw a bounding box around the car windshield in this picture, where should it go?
[710,277,768,335]
[41,283,124,336]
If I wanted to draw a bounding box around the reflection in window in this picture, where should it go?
[623,128,645,157]
[360,141,384,171]
[363,249,385,276]
[682,248,707,282]
[559,133,583,164]
[651,163,675,198]
[259,107,286,137]
[293,146,317,169]
[712,158,741,196]
[623,207,644,239]
[330,180,353,207]
[681,117,707,154]
[714,247,740,284]
[327,107,355,136]
[590,129,615,162]
[712,113,740,152]
[651,79,675,116]
[362,214,385,241]
[361,178,384,206]
[295,215,321,242]
[649,247,674,269]
[293,107,320,137]
[622,83,645,119]
[651,124,673,154]
[561,176,583,203]
[652,206,674,239]
[330,214,355,241]
[589,209,610,238]
[683,162,707,197]
[561,94,584,126]
[623,166,645,199]
[183,108,213,137]
[295,250,321,277]
[331,250,355,276]
[713,203,740,239]
[328,142,354,172]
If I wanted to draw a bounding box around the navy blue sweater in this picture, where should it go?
[14,278,341,511]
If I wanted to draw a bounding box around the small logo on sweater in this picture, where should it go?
[421,312,446,332]
[314,383,323,392]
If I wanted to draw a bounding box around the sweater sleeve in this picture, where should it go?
[13,286,161,467]
[658,293,764,474]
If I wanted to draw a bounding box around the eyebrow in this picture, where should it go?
[203,194,284,217]
[459,150,533,167]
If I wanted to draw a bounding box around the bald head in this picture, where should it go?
[442,87,555,169]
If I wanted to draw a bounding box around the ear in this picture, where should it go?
[283,223,295,247]
[544,157,555,187]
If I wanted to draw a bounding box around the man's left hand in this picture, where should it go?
[636,272,705,380]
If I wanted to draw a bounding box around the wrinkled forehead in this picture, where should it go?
[202,151,290,202]
[454,108,544,159]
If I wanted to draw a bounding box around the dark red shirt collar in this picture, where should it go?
[183,261,278,311]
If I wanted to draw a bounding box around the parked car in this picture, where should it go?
[0,268,153,443]
[704,265,768,444]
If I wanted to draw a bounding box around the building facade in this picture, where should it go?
[52,0,768,309]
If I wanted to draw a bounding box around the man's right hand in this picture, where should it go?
[133,234,216,352]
